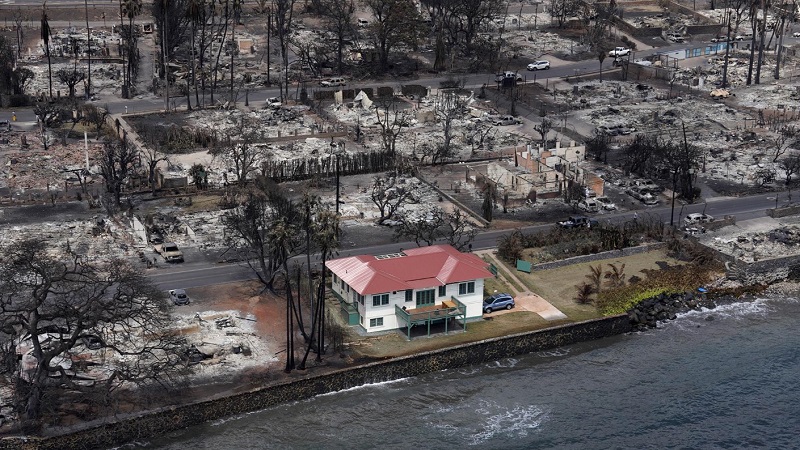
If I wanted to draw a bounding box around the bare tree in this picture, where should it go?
[434,90,464,164]
[100,137,138,208]
[56,68,86,98]
[534,117,553,150]
[375,101,411,155]
[370,175,419,224]
[395,204,444,246]
[780,151,800,180]
[211,121,264,183]
[80,104,109,133]
[772,125,797,162]
[0,239,184,422]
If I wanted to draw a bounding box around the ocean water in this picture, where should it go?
[140,296,800,450]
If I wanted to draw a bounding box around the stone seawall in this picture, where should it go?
[0,316,632,450]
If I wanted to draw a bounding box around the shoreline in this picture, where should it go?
[1,281,795,449]
[0,315,632,450]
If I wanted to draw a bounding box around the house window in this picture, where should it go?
[340,279,345,290]
[416,289,435,307]
[372,293,389,307]
[332,273,338,284]
[358,294,365,305]
[405,290,413,302]
[438,285,447,297]
[458,281,475,295]
[369,317,384,327]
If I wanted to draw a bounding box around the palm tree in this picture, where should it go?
[40,6,52,98]
[574,283,596,304]
[121,0,142,97]
[186,0,205,108]
[586,264,603,294]
[604,263,626,289]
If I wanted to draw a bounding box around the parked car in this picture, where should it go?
[320,77,346,87]
[527,60,550,71]
[169,289,191,306]
[684,213,714,226]
[577,199,600,213]
[483,293,515,313]
[558,215,599,229]
[608,46,631,57]
[596,196,617,210]
[493,115,522,126]
[641,193,659,205]
[794,32,800,38]
[495,71,523,82]
[266,97,281,108]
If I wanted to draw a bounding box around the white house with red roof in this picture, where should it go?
[325,244,494,336]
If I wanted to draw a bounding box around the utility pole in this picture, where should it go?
[85,0,91,99]
[267,8,271,85]
[721,10,732,87]
[162,0,169,111]
[119,0,126,98]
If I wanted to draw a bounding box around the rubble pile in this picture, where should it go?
[1,138,105,192]
[505,30,584,58]
[566,78,800,186]
[702,223,800,263]
[0,216,141,260]
[173,310,276,381]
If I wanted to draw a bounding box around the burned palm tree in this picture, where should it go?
[40,5,52,98]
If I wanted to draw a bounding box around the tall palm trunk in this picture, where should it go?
[41,9,53,98]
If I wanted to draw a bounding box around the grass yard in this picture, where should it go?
[512,248,684,320]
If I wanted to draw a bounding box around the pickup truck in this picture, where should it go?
[608,47,631,57]
[154,242,184,263]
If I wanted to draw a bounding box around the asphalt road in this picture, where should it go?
[150,190,788,291]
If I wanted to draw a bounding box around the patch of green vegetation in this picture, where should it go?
[595,263,717,315]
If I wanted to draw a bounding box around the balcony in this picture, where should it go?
[395,297,467,339]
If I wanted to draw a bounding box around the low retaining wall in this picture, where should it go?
[767,204,800,218]
[533,243,667,271]
[3,315,632,450]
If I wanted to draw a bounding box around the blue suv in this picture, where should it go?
[483,293,515,314]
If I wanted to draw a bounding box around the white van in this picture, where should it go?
[357,18,369,27]
[320,77,346,87]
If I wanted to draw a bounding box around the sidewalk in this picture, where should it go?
[476,249,568,321]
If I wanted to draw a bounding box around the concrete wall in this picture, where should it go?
[767,204,800,218]
[533,243,667,271]
[5,315,632,450]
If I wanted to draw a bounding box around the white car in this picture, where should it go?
[320,77,346,87]
[493,115,522,126]
[596,196,617,210]
[608,47,631,57]
[684,213,714,226]
[577,199,599,213]
[169,289,190,306]
[793,32,800,38]
[495,71,523,82]
[266,97,281,108]
[527,60,550,71]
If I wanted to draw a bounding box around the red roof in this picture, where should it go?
[325,245,493,296]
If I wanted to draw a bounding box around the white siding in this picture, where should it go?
[330,270,488,333]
